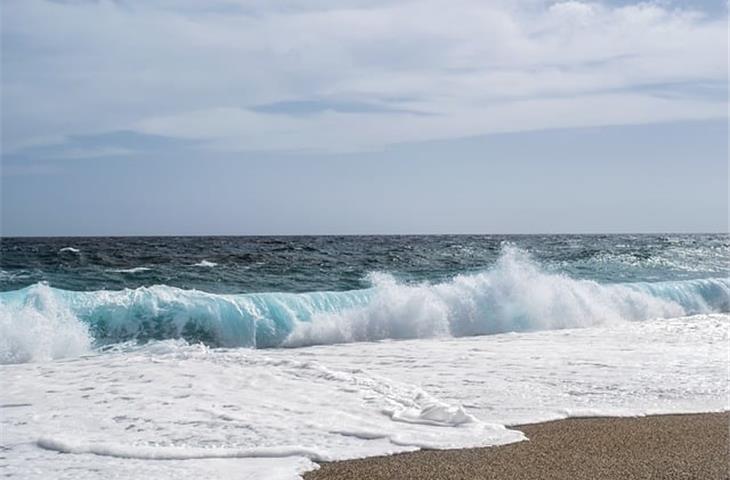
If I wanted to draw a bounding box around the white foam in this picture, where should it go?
[284,247,691,346]
[0,283,91,364]
[388,402,476,426]
[193,260,218,268]
[108,267,153,273]
[37,436,332,461]
[2,314,726,480]
[59,247,80,253]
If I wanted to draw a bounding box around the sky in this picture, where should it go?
[1,0,728,235]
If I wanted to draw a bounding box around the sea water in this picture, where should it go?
[1,235,728,479]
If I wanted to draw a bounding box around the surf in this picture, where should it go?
[1,246,728,364]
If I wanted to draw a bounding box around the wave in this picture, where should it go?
[107,267,152,274]
[1,247,728,364]
[59,247,80,254]
[193,260,218,268]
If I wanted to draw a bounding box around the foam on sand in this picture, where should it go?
[37,436,332,461]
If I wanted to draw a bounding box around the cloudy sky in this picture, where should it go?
[1,0,727,235]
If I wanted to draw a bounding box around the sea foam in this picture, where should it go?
[108,267,153,274]
[193,260,218,267]
[37,437,332,461]
[3,314,727,480]
[0,283,91,364]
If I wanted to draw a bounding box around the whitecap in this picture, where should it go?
[193,260,218,268]
[108,267,152,274]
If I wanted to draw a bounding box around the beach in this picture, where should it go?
[2,237,728,480]
[3,0,728,477]
[306,412,730,479]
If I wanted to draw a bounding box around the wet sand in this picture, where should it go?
[305,412,729,480]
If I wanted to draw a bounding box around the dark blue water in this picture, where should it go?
[1,234,727,293]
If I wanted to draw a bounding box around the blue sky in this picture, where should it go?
[1,0,728,235]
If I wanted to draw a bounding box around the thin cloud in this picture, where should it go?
[2,0,727,154]
[4,130,198,161]
[251,99,433,116]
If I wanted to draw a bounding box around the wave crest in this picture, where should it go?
[285,247,723,346]
[1,247,728,363]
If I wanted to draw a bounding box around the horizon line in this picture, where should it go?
[1,231,727,239]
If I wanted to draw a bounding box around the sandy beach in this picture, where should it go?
[305,412,730,480]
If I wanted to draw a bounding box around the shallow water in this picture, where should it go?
[3,315,727,479]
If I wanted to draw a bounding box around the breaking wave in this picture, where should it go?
[0,283,91,364]
[1,247,728,363]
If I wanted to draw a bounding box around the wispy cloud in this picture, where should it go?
[2,130,196,160]
[251,99,433,116]
[2,0,727,155]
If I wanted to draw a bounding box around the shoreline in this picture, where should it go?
[304,412,730,480]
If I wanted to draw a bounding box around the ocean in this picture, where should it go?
[1,234,728,479]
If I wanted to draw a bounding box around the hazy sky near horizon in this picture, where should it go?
[1,0,728,235]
